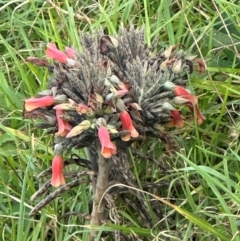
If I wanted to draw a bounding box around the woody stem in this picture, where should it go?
[89,144,111,240]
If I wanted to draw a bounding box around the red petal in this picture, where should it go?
[98,126,117,158]
[171,110,184,128]
[51,155,65,187]
[56,109,72,136]
[65,47,76,58]
[24,96,55,111]
[174,86,198,105]
[46,43,68,63]
[120,111,139,139]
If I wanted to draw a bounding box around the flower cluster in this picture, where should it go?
[24,27,205,187]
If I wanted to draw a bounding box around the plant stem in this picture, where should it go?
[89,145,111,240]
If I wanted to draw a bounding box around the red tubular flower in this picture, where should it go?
[120,111,139,141]
[174,86,205,125]
[24,96,55,111]
[114,89,128,98]
[46,44,76,65]
[46,43,69,63]
[98,126,117,158]
[56,109,72,136]
[174,86,198,105]
[65,47,76,58]
[51,154,65,187]
[188,104,206,125]
[195,105,206,124]
[167,109,184,128]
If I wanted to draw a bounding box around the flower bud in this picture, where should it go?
[66,120,91,138]
[54,143,63,155]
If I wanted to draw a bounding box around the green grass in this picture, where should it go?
[1,0,240,240]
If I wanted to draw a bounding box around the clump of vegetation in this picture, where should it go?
[24,26,205,240]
